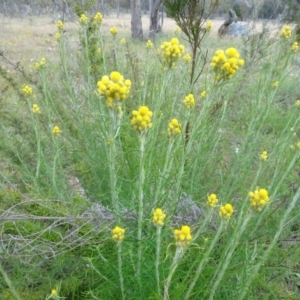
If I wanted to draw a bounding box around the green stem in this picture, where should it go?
[155,226,162,297]
[0,260,22,300]
[184,221,224,300]
[164,246,184,300]
[136,136,146,283]
[118,242,125,300]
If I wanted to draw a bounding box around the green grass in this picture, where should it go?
[0,12,300,300]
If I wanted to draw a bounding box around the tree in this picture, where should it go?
[149,0,162,36]
[130,0,143,38]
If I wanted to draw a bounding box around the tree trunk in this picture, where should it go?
[149,0,162,35]
[130,0,143,38]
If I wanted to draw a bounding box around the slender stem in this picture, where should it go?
[155,226,162,297]
[184,222,224,300]
[164,247,184,300]
[118,242,125,300]
[0,260,21,300]
[136,136,146,283]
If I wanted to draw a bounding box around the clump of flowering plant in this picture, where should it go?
[97,71,131,109]
[160,38,185,68]
[79,14,88,25]
[248,188,269,211]
[211,48,244,81]
[146,39,153,49]
[260,151,268,161]
[291,41,299,52]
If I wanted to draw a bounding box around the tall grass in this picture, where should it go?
[0,13,300,300]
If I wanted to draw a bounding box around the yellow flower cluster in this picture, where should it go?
[97,71,131,108]
[183,94,195,108]
[183,54,192,63]
[34,57,46,70]
[219,203,234,219]
[110,27,118,36]
[248,188,269,211]
[57,20,64,31]
[22,85,33,95]
[206,22,212,31]
[120,38,126,45]
[51,289,57,295]
[260,151,268,161]
[160,38,185,67]
[207,193,218,207]
[52,126,61,135]
[153,208,166,226]
[174,225,192,246]
[280,25,292,39]
[168,119,181,137]
[146,39,153,49]
[291,41,299,52]
[55,32,61,42]
[174,27,180,34]
[32,104,40,114]
[112,226,125,241]
[79,14,88,24]
[200,90,206,99]
[211,48,244,81]
[131,106,153,132]
[295,100,300,106]
[94,12,103,24]
[273,81,279,88]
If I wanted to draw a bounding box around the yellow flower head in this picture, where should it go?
[57,20,64,31]
[112,226,125,241]
[97,71,131,108]
[159,37,185,68]
[248,188,270,211]
[280,25,292,39]
[207,193,218,207]
[34,57,46,70]
[260,151,268,161]
[110,27,118,36]
[120,38,126,45]
[183,54,192,63]
[206,21,212,31]
[131,106,153,133]
[32,104,40,114]
[79,14,88,24]
[211,47,244,81]
[273,81,279,88]
[52,126,61,135]
[51,289,57,295]
[94,12,103,24]
[168,118,181,137]
[291,41,299,52]
[146,39,153,49]
[55,32,61,42]
[200,90,206,99]
[219,203,234,219]
[183,94,195,108]
[153,208,166,226]
[174,27,181,34]
[174,225,192,246]
[22,85,33,95]
[295,100,300,106]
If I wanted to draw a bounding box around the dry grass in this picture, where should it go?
[0,13,279,63]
